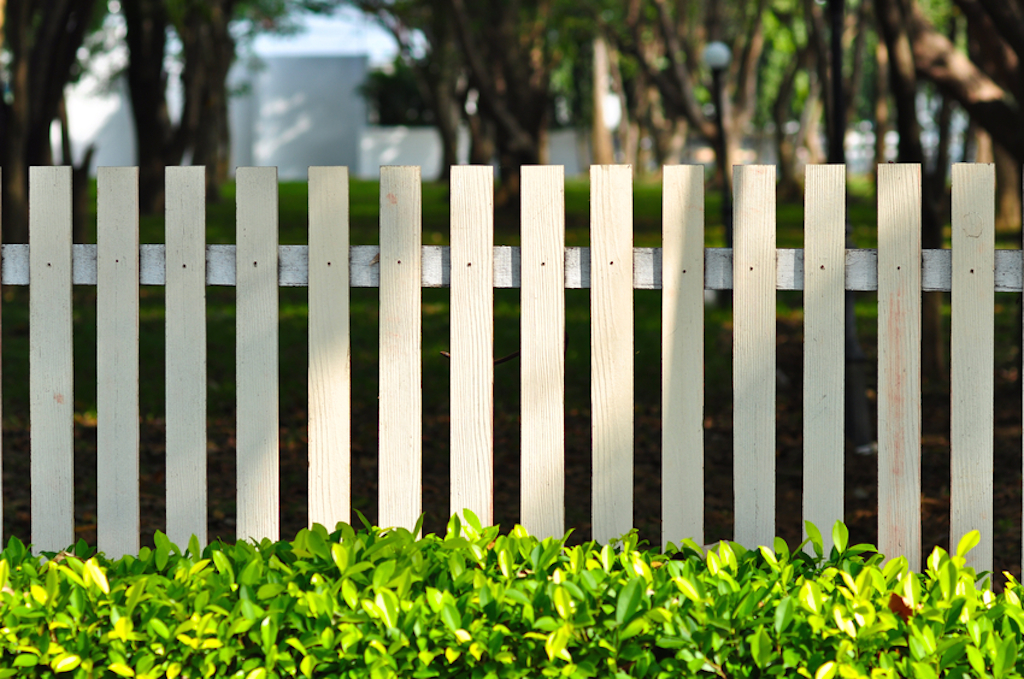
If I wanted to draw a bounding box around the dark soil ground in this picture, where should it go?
[1,294,1021,589]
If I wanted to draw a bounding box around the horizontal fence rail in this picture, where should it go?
[3,163,1013,580]
[0,243,1021,291]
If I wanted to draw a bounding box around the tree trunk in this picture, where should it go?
[0,0,97,243]
[124,0,181,214]
[182,0,236,203]
[773,48,807,200]
[591,36,615,166]
[873,39,891,174]
[609,45,640,169]
[875,0,946,378]
[467,106,496,166]
[446,0,554,205]
[994,143,1021,232]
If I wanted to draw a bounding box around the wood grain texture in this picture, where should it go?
[520,165,565,539]
[590,165,634,544]
[877,163,922,568]
[661,165,704,549]
[733,165,777,550]
[308,167,351,530]
[97,168,141,559]
[950,163,994,574]
[29,166,75,554]
[802,165,845,553]
[236,168,280,542]
[378,167,422,532]
[450,166,494,526]
[165,167,207,548]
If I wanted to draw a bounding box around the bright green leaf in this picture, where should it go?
[616,578,644,626]
[832,522,849,554]
[956,531,981,559]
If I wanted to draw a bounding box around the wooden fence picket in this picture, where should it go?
[733,165,777,550]
[378,166,422,532]
[97,167,141,559]
[591,165,634,545]
[802,165,846,553]
[308,167,351,530]
[661,165,704,549]
[950,163,995,573]
[520,165,565,540]
[450,166,495,526]
[877,163,922,567]
[165,167,208,548]
[11,162,1024,574]
[235,167,280,542]
[29,166,75,554]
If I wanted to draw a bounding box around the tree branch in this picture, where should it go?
[445,0,537,155]
[902,0,1024,162]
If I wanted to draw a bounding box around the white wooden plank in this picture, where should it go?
[846,250,878,292]
[29,166,74,553]
[73,243,95,284]
[0,245,27,285]
[950,163,994,574]
[0,166,2,544]
[995,249,1022,292]
[520,165,565,539]
[207,245,235,285]
[423,245,447,287]
[308,167,351,530]
[96,167,141,559]
[378,166,422,532]
[236,167,280,542]
[165,167,207,548]
[565,247,587,289]
[2,242,1022,293]
[591,165,634,544]
[733,165,777,550]
[661,165,704,549]
[450,166,494,526]
[802,164,845,553]
[877,163,922,568]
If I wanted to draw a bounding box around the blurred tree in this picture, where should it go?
[0,0,102,242]
[602,0,769,212]
[446,0,566,205]
[359,59,433,126]
[122,0,339,212]
[875,0,1024,162]
[347,0,466,181]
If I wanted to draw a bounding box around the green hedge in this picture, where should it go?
[0,513,1019,678]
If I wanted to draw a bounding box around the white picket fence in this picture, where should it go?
[3,163,1009,575]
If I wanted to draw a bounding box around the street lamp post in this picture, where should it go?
[703,41,733,248]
